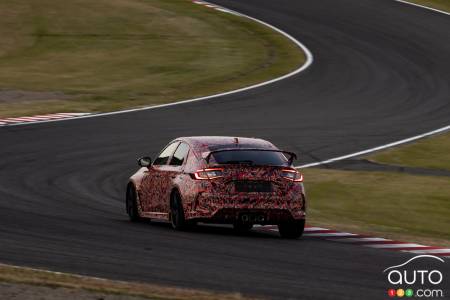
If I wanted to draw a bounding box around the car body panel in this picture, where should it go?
[128,136,306,225]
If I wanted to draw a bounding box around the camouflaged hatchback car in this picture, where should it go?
[126,136,306,238]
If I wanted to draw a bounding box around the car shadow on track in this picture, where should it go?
[118,218,287,239]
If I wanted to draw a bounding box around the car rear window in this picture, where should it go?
[209,150,289,166]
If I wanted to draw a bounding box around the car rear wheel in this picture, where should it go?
[170,191,188,230]
[278,219,305,239]
[126,184,142,222]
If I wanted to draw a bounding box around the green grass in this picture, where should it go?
[368,132,450,171]
[0,264,255,300]
[303,168,450,246]
[406,0,450,11]
[0,0,305,118]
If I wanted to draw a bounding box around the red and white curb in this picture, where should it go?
[0,113,91,126]
[256,225,450,258]
[192,1,242,16]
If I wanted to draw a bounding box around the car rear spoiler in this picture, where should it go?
[204,148,297,165]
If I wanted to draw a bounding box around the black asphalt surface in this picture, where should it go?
[1,0,449,299]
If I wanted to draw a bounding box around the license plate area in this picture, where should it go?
[234,180,272,193]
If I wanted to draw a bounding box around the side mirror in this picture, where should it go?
[138,156,152,168]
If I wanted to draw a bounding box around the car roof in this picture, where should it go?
[175,136,278,153]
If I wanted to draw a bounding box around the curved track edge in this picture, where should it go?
[297,125,450,168]
[3,1,313,128]
[394,0,450,16]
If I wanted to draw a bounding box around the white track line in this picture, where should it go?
[403,249,450,254]
[14,116,51,121]
[215,8,241,16]
[333,237,392,243]
[193,1,243,16]
[296,125,450,168]
[3,117,34,122]
[303,232,358,237]
[393,0,450,16]
[1,2,313,128]
[0,113,92,126]
[365,243,427,249]
[55,113,90,116]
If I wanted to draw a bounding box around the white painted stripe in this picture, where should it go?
[393,0,450,16]
[2,2,313,128]
[1,118,29,123]
[304,227,329,232]
[5,117,36,122]
[303,232,358,237]
[33,114,71,119]
[366,243,427,249]
[48,113,77,117]
[17,116,51,120]
[8,116,48,121]
[0,113,92,126]
[297,125,450,168]
[215,8,241,15]
[34,114,68,119]
[403,249,450,254]
[61,112,90,116]
[3,120,26,123]
[331,237,392,243]
[51,113,80,116]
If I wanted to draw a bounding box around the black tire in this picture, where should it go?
[170,191,188,230]
[126,184,142,222]
[278,219,305,239]
[233,222,253,232]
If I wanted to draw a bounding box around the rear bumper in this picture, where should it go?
[184,192,306,223]
[200,208,305,224]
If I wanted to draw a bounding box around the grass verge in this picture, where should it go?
[0,0,305,118]
[368,131,450,171]
[303,168,450,247]
[303,130,450,247]
[0,264,255,300]
[405,0,450,11]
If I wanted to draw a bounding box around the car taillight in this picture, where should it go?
[281,169,303,182]
[194,168,224,180]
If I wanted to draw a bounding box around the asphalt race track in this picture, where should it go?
[0,1,449,299]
